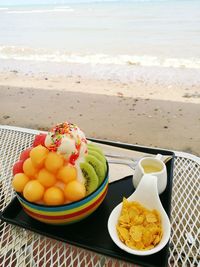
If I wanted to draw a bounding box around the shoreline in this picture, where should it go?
[1,70,200,102]
[0,71,200,156]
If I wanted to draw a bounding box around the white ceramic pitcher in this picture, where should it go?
[133,154,167,194]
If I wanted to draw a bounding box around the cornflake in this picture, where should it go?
[116,198,163,250]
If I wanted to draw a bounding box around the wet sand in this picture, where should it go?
[0,72,200,156]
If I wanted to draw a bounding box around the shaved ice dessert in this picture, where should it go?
[12,122,108,206]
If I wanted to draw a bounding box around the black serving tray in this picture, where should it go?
[1,141,174,267]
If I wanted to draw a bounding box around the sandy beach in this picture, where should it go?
[0,71,199,156]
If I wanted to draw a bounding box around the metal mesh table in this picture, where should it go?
[0,126,199,267]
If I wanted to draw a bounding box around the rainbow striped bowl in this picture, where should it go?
[16,165,109,225]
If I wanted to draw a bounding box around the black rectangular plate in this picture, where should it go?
[1,141,174,267]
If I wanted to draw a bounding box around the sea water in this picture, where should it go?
[0,0,200,81]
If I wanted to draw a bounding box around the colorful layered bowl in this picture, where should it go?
[16,164,109,225]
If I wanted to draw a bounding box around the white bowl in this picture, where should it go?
[107,174,171,256]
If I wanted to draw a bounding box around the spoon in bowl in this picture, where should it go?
[107,174,171,256]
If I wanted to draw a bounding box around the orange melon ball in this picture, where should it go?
[23,180,45,202]
[37,168,56,187]
[64,181,86,202]
[45,152,64,173]
[12,173,29,192]
[30,145,49,168]
[23,158,38,178]
[43,186,65,206]
[57,165,77,184]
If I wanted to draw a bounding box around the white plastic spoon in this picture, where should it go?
[107,174,171,256]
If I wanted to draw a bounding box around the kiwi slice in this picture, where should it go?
[85,154,105,185]
[80,162,99,195]
[88,148,107,173]
[87,143,104,156]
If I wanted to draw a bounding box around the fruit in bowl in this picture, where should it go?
[12,122,109,225]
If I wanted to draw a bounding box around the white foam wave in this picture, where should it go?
[0,45,200,69]
[0,7,9,11]
[6,7,74,14]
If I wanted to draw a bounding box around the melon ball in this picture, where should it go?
[23,158,38,178]
[12,173,29,192]
[37,168,56,187]
[30,145,49,168]
[43,186,65,206]
[64,181,86,202]
[57,165,77,184]
[23,180,45,202]
[45,152,64,173]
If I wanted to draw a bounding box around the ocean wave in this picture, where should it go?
[5,6,74,14]
[0,7,9,11]
[0,45,200,69]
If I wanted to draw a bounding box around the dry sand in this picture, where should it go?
[0,71,200,156]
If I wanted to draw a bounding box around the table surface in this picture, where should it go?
[0,125,199,267]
